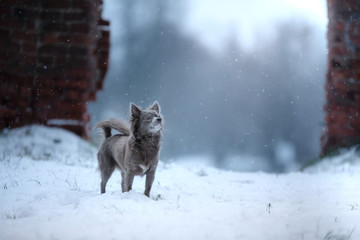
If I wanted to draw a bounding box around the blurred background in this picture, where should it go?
[89,0,328,172]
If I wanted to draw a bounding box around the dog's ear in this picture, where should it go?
[149,101,160,113]
[130,103,141,118]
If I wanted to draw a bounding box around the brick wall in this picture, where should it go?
[321,0,360,155]
[0,0,109,139]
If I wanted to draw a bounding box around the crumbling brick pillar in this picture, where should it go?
[0,0,110,139]
[321,0,360,155]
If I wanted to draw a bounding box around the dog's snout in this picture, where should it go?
[157,117,162,123]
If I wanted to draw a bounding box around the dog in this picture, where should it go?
[95,101,163,197]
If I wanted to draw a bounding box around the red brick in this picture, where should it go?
[38,44,68,56]
[55,57,71,65]
[329,46,351,56]
[350,35,360,45]
[355,93,360,102]
[331,69,352,80]
[1,108,18,118]
[35,87,62,99]
[17,100,31,108]
[70,23,90,33]
[42,1,71,9]
[42,22,68,32]
[326,111,348,124]
[0,29,10,40]
[349,114,360,127]
[342,0,360,10]
[97,38,110,49]
[95,48,109,57]
[72,0,95,9]
[100,30,110,39]
[332,79,348,92]
[69,46,88,55]
[53,101,86,113]
[15,0,42,7]
[22,41,37,53]
[5,100,17,108]
[66,90,81,101]
[0,18,11,28]
[12,31,37,41]
[0,5,11,16]
[97,56,108,68]
[57,57,90,69]
[330,32,345,44]
[56,79,88,90]
[24,20,35,30]
[0,41,21,52]
[19,87,32,98]
[353,70,360,81]
[89,91,96,100]
[347,105,360,116]
[68,34,92,46]
[6,19,23,29]
[0,120,6,129]
[40,10,62,20]
[38,56,53,65]
[63,11,90,21]
[42,33,59,44]
[97,19,110,26]
[333,21,345,32]
[331,125,358,136]
[352,60,360,69]
[0,84,18,96]
[67,69,92,79]
[22,55,37,64]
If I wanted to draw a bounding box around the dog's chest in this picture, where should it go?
[139,164,150,174]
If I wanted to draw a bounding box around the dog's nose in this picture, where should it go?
[157,117,162,123]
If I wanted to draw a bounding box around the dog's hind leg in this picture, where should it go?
[100,165,115,194]
[98,153,115,194]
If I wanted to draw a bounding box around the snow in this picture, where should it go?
[47,119,82,126]
[1,126,360,240]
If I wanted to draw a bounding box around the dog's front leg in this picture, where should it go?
[122,171,134,192]
[144,170,156,197]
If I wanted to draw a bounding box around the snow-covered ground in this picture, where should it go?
[1,126,359,240]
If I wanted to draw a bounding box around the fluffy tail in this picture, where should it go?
[94,119,130,138]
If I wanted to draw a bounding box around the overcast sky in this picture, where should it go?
[181,0,327,51]
[103,0,328,53]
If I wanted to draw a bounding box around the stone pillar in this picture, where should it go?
[321,0,360,155]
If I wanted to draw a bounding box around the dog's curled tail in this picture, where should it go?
[94,119,130,138]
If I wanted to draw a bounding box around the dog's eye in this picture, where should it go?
[146,116,152,121]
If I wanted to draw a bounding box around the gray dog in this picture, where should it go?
[95,102,163,197]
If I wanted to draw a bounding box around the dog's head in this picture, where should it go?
[130,101,163,137]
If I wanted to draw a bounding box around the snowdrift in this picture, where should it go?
[0,126,359,240]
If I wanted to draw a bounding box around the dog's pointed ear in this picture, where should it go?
[130,103,141,118]
[149,101,160,113]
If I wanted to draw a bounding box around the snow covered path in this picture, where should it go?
[1,126,360,240]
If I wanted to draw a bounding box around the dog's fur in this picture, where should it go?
[95,102,163,197]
